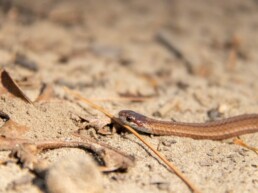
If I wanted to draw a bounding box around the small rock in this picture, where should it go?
[46,154,103,193]
[150,174,169,191]
[161,139,177,147]
[207,108,222,121]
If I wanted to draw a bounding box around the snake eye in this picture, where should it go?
[126,116,134,122]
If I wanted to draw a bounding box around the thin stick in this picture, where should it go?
[233,138,258,154]
[64,87,202,193]
[156,31,193,74]
[89,97,151,102]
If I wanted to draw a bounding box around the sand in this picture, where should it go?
[0,0,257,193]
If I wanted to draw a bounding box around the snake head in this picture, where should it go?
[118,110,146,128]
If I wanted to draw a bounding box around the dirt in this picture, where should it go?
[0,0,257,193]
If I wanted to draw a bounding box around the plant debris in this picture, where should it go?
[0,69,33,104]
[1,136,134,172]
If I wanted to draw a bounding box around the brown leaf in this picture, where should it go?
[0,69,33,104]
[10,144,41,169]
[70,113,113,135]
[34,83,55,102]
[0,111,10,121]
[73,133,135,171]
[0,119,29,138]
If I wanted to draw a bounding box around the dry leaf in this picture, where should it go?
[10,144,42,169]
[0,69,33,104]
[70,113,113,135]
[0,119,29,138]
[0,111,10,121]
[73,133,134,171]
[35,83,55,102]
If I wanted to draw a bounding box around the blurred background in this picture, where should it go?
[1,0,258,116]
[0,0,258,114]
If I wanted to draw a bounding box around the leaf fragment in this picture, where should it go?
[0,69,33,104]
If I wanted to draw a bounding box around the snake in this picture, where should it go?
[118,110,258,140]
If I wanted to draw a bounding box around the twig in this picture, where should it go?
[233,138,258,155]
[89,97,151,102]
[156,31,193,74]
[1,136,134,172]
[64,87,202,193]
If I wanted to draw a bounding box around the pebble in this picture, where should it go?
[46,154,103,193]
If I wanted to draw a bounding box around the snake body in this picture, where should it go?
[119,110,258,140]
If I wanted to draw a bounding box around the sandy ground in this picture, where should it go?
[0,0,258,193]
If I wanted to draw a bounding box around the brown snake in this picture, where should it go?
[118,110,258,140]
